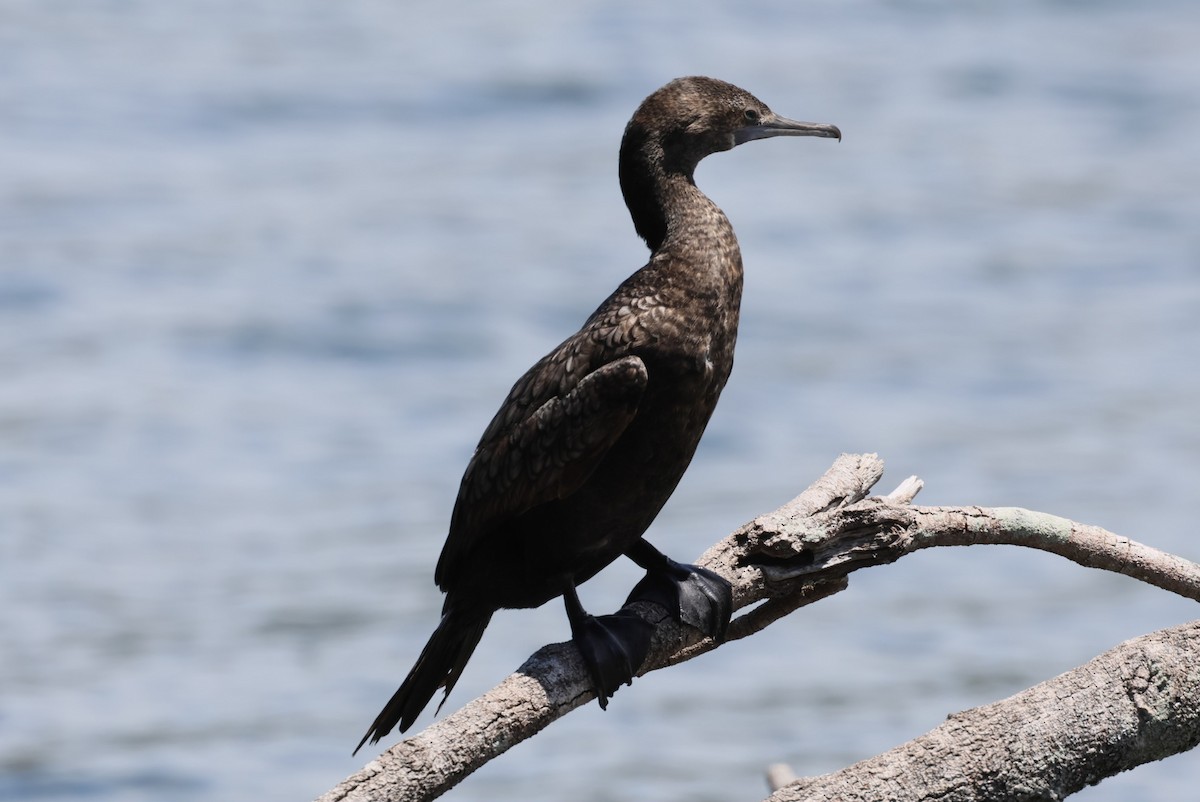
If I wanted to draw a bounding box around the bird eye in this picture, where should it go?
[743,108,760,123]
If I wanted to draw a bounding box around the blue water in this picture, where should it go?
[2,1,1199,800]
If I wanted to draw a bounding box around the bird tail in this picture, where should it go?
[354,607,491,755]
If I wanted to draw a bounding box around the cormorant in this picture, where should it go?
[356,76,840,753]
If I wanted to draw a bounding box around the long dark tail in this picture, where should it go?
[354,607,492,754]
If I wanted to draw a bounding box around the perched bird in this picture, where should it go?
[356,76,840,753]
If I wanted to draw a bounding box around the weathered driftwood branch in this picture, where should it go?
[767,619,1200,801]
[317,453,1200,802]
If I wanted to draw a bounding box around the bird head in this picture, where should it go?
[623,76,841,175]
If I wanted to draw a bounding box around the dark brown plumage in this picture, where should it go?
[356,77,840,754]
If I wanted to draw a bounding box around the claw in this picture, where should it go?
[626,557,732,641]
[572,609,655,707]
[562,579,655,707]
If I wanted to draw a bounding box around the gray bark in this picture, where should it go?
[316,453,1200,802]
[770,620,1200,802]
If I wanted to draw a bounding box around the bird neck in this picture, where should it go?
[619,138,738,259]
[658,173,739,257]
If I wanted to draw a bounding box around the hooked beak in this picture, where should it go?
[734,113,842,146]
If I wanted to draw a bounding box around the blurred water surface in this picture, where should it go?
[2,1,1199,800]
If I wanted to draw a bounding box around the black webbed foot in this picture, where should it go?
[570,609,654,708]
[561,579,654,708]
[625,540,733,641]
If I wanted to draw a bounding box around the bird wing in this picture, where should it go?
[434,336,649,590]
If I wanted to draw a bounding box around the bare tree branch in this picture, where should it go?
[318,453,1200,802]
[745,502,1200,605]
[767,619,1200,802]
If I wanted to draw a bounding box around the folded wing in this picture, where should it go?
[435,351,649,589]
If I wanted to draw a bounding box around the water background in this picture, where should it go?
[3,1,1199,800]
